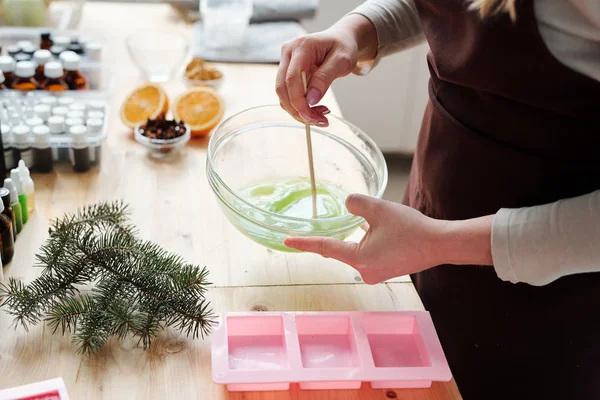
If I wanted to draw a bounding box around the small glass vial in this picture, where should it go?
[41,61,68,92]
[0,56,16,88]
[67,38,84,55]
[48,115,69,161]
[0,195,15,264]
[53,36,70,49]
[69,125,90,172]
[39,96,57,107]
[85,43,102,62]
[65,118,84,131]
[33,49,52,84]
[69,102,87,115]
[34,104,51,122]
[62,53,88,91]
[11,125,33,169]
[87,111,104,121]
[87,100,106,113]
[0,187,17,243]
[1,124,15,170]
[13,61,39,91]
[67,110,84,120]
[32,125,53,173]
[40,32,53,50]
[86,118,103,167]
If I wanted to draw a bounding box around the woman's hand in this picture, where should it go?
[284,194,494,284]
[276,14,378,127]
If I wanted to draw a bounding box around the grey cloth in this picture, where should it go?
[193,21,305,63]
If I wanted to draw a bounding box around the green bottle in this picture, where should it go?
[4,179,22,233]
[9,170,27,224]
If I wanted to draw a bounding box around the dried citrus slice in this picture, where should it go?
[172,87,224,137]
[120,83,169,128]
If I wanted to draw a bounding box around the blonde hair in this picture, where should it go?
[469,0,517,21]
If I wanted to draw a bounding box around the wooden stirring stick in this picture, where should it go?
[301,70,318,219]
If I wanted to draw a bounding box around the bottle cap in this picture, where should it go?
[43,61,64,79]
[47,116,65,134]
[25,117,44,128]
[53,36,70,47]
[33,125,51,148]
[52,106,70,117]
[67,110,84,120]
[20,44,36,56]
[87,100,106,112]
[14,53,31,62]
[34,104,51,121]
[0,71,4,84]
[58,97,74,106]
[10,169,23,193]
[68,103,86,113]
[50,46,66,57]
[39,96,58,106]
[6,45,20,56]
[85,42,102,61]
[86,118,103,135]
[87,111,104,120]
[15,61,35,78]
[0,56,16,73]
[33,49,52,66]
[0,194,5,213]
[12,125,31,145]
[61,52,81,71]
[65,118,84,129]
[17,40,34,50]
[70,125,88,146]
[0,187,10,203]
[4,179,18,203]
[41,32,51,41]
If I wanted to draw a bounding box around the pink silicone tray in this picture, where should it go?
[211,311,452,391]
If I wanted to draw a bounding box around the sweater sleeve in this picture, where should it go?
[492,190,600,286]
[348,0,425,74]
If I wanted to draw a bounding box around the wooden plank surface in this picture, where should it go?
[0,3,456,399]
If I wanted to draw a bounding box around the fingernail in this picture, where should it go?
[321,109,331,115]
[306,88,321,106]
[299,112,312,123]
[317,121,328,127]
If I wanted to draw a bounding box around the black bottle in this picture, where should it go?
[0,188,16,242]
[0,195,14,264]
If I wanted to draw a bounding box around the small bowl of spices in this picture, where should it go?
[135,116,190,159]
[183,58,223,89]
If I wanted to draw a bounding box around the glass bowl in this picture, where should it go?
[134,123,191,159]
[126,32,189,82]
[206,105,388,252]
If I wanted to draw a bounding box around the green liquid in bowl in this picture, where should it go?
[222,177,360,252]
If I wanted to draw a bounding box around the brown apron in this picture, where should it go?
[405,1,600,399]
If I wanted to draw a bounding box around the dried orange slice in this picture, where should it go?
[120,83,169,128]
[172,87,224,137]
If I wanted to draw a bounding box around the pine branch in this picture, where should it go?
[0,201,213,355]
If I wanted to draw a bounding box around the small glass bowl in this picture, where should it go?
[183,75,223,90]
[134,123,191,159]
[126,32,189,82]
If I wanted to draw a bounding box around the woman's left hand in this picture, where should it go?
[284,194,448,284]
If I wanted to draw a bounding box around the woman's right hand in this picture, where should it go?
[276,15,377,127]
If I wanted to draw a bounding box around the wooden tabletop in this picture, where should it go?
[0,3,461,399]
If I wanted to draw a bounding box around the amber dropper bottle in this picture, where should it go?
[33,49,52,85]
[0,193,14,264]
[13,61,39,91]
[41,61,69,92]
[62,52,88,91]
[0,56,16,88]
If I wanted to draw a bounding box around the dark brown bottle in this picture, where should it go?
[33,49,52,85]
[13,61,39,91]
[41,61,68,92]
[0,188,16,242]
[0,71,6,89]
[62,53,88,91]
[40,32,53,50]
[0,193,15,264]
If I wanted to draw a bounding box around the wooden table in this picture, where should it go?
[0,3,461,399]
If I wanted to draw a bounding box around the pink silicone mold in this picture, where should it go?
[211,311,452,392]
